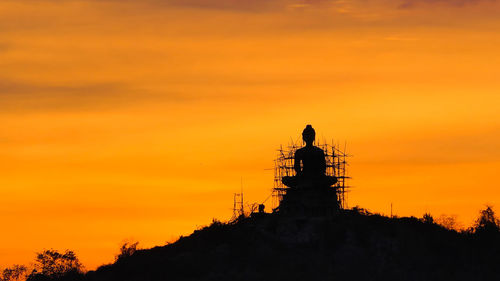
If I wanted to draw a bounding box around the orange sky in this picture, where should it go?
[1,0,500,270]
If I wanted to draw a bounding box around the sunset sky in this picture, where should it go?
[1,0,500,270]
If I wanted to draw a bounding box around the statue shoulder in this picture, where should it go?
[295,147,306,156]
[312,146,323,151]
[313,146,325,155]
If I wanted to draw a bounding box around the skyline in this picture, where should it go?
[1,0,500,269]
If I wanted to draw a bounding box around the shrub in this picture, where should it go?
[115,241,139,262]
[422,213,434,224]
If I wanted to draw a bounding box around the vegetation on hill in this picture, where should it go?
[3,206,500,281]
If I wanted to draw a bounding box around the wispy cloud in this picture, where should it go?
[58,0,335,12]
[384,36,420,41]
[0,80,192,112]
[100,0,496,11]
[399,0,493,9]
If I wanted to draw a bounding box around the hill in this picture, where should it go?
[72,209,500,281]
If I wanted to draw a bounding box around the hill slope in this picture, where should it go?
[81,210,500,281]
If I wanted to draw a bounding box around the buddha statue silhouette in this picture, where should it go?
[282,125,337,188]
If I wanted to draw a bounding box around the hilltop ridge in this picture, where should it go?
[69,209,500,281]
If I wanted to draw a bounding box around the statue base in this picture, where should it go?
[278,181,339,217]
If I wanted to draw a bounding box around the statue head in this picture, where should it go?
[302,124,315,145]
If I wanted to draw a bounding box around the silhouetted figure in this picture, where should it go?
[282,125,337,188]
[258,204,265,213]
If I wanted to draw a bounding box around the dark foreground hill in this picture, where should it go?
[75,210,499,281]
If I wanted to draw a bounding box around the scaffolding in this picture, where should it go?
[272,139,351,211]
[232,192,244,220]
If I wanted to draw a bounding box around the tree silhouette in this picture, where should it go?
[27,250,83,281]
[474,205,500,235]
[436,214,461,231]
[1,265,27,281]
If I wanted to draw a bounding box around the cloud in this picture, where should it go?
[164,0,279,11]
[384,36,420,41]
[399,0,492,9]
[356,127,500,166]
[78,0,334,12]
[0,80,118,95]
[92,0,496,11]
[0,80,191,112]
